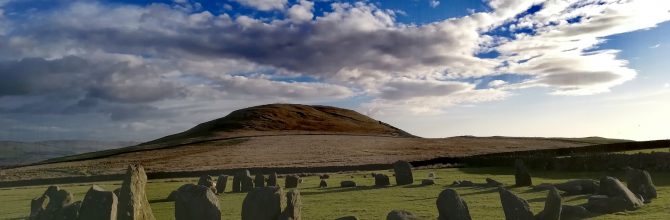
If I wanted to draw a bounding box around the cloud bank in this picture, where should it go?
[0,0,668,140]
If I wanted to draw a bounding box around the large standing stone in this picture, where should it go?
[535,188,561,220]
[59,201,82,220]
[587,176,644,213]
[173,184,221,220]
[281,189,302,220]
[198,175,217,194]
[498,187,534,220]
[625,168,657,201]
[285,175,300,188]
[386,210,421,220]
[375,174,391,187]
[79,185,118,220]
[393,160,414,185]
[30,195,49,220]
[554,179,599,195]
[242,174,255,192]
[255,174,266,188]
[117,164,156,220]
[242,186,286,220]
[216,175,228,194]
[436,189,472,220]
[514,159,532,187]
[267,173,278,187]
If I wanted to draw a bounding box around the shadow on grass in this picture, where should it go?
[149,198,172,203]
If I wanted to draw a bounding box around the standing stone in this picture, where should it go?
[587,176,644,213]
[285,175,300,188]
[234,170,251,192]
[498,187,534,220]
[242,186,286,220]
[255,174,266,188]
[281,189,302,220]
[421,179,435,185]
[514,159,532,187]
[242,174,255,192]
[386,210,421,220]
[267,173,278,187]
[79,185,118,220]
[174,184,221,220]
[30,195,49,220]
[625,168,657,201]
[38,186,74,220]
[216,175,228,194]
[117,164,156,220]
[535,188,561,220]
[319,180,328,188]
[393,160,414,185]
[436,189,472,220]
[375,174,391,187]
[198,175,217,194]
[340,180,357,187]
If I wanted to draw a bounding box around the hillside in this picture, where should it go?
[0,104,632,182]
[0,140,138,167]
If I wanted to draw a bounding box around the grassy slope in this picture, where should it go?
[1,167,668,220]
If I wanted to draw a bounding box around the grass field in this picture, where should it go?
[1,167,668,220]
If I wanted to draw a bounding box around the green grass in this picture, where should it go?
[1,167,669,219]
[617,147,670,154]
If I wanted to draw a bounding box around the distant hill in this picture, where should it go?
[0,140,138,167]
[0,104,635,182]
[145,104,415,145]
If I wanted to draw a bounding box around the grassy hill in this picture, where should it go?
[0,140,137,167]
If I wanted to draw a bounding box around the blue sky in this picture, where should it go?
[0,0,669,141]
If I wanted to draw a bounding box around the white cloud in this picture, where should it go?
[650,44,661,49]
[287,0,314,23]
[233,0,287,11]
[429,0,440,8]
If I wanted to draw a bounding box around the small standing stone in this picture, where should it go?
[29,195,49,220]
[319,179,328,188]
[216,175,228,193]
[421,179,435,185]
[340,180,357,188]
[79,185,118,220]
[514,159,532,187]
[485,178,504,187]
[267,173,278,187]
[285,175,300,188]
[393,160,414,185]
[197,175,217,194]
[498,187,534,220]
[255,174,266,188]
[436,189,472,220]
[375,174,391,186]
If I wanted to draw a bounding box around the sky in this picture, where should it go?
[0,0,669,142]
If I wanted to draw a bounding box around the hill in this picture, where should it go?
[0,104,631,182]
[0,140,138,167]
